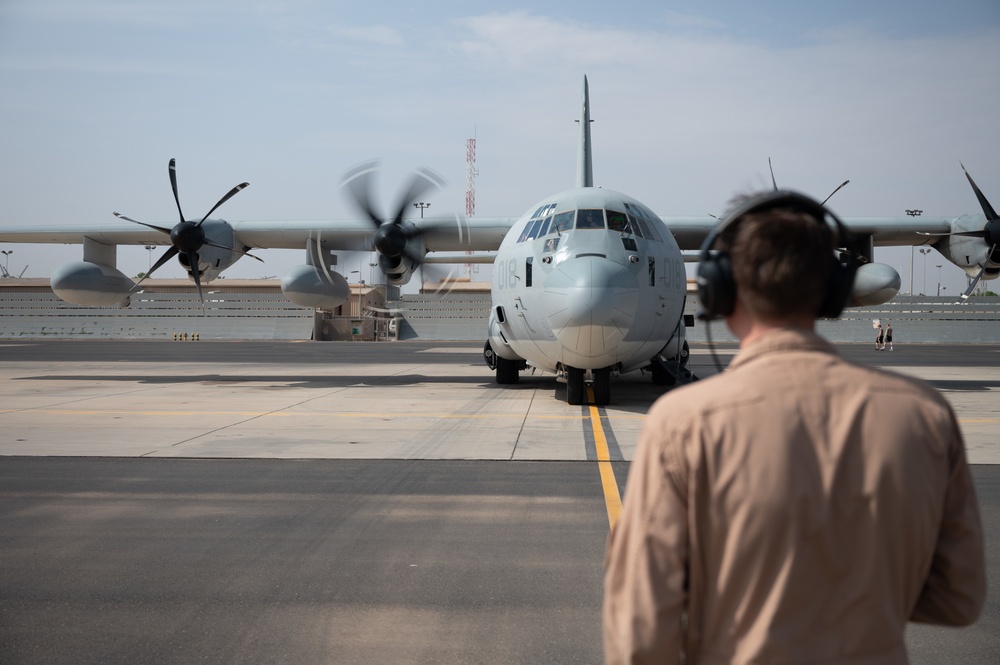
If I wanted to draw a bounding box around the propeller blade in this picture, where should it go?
[961,163,998,221]
[958,244,995,301]
[187,250,205,302]
[768,158,777,191]
[200,238,266,263]
[196,182,250,226]
[132,245,179,290]
[390,166,446,225]
[821,180,850,206]
[341,159,383,228]
[113,212,172,235]
[168,158,185,225]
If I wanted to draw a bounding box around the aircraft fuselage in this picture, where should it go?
[488,187,686,381]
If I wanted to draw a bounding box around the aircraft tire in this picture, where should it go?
[566,366,585,405]
[496,357,520,384]
[593,367,611,406]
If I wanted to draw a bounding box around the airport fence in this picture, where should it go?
[0,284,997,344]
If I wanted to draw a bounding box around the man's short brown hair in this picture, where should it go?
[715,198,836,320]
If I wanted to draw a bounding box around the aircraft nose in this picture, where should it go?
[545,256,638,360]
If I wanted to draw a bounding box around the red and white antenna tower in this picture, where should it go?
[464,135,479,278]
[465,135,478,217]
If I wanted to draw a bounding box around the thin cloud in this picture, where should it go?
[330,24,404,48]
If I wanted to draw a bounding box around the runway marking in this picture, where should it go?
[586,388,623,530]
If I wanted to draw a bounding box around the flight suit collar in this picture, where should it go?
[728,327,837,371]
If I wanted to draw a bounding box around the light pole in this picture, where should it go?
[413,202,430,218]
[918,248,931,295]
[1,250,11,275]
[144,245,155,271]
[936,264,942,297]
[906,211,923,296]
[350,270,365,318]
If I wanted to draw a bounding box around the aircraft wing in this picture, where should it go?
[229,216,516,252]
[0,224,168,246]
[0,216,517,252]
[662,215,954,250]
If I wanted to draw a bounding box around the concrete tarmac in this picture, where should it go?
[1,339,998,664]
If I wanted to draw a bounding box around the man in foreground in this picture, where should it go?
[603,191,985,664]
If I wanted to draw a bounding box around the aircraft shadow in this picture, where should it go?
[927,379,1000,392]
[16,374,496,388]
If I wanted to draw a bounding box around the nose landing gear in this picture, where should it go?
[564,365,612,406]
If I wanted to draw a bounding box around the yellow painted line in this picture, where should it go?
[587,388,622,530]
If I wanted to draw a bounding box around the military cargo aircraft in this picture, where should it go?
[0,76,997,405]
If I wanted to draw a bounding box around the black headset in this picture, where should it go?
[696,190,858,321]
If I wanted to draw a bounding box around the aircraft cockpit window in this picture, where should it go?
[522,218,546,242]
[626,203,662,241]
[576,209,605,229]
[622,204,644,238]
[517,221,534,243]
[633,216,653,239]
[621,237,637,252]
[537,217,551,237]
[553,211,575,233]
[532,203,556,219]
[607,210,629,232]
[639,212,662,241]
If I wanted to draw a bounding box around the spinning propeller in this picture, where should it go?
[113,158,260,302]
[918,164,1000,300]
[340,160,446,271]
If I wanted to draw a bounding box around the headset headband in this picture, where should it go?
[699,190,851,258]
[695,189,857,321]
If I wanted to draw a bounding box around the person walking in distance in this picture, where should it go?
[876,321,884,350]
[885,320,894,350]
[603,190,985,665]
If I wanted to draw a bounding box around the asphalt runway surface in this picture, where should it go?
[1,339,998,664]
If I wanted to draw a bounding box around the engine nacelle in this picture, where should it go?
[187,219,241,282]
[378,253,418,287]
[50,261,135,307]
[280,264,350,309]
[935,214,1000,281]
[848,262,900,307]
[376,230,426,286]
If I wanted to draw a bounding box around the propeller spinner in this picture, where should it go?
[113,158,258,301]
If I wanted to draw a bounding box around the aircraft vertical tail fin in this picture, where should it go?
[577,75,593,188]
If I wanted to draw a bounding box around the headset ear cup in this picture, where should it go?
[817,254,857,318]
[697,250,735,319]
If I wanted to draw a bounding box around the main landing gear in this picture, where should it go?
[649,341,696,387]
[484,341,526,385]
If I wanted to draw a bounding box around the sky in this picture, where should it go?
[1,0,999,297]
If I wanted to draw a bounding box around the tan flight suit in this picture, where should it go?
[603,329,984,665]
